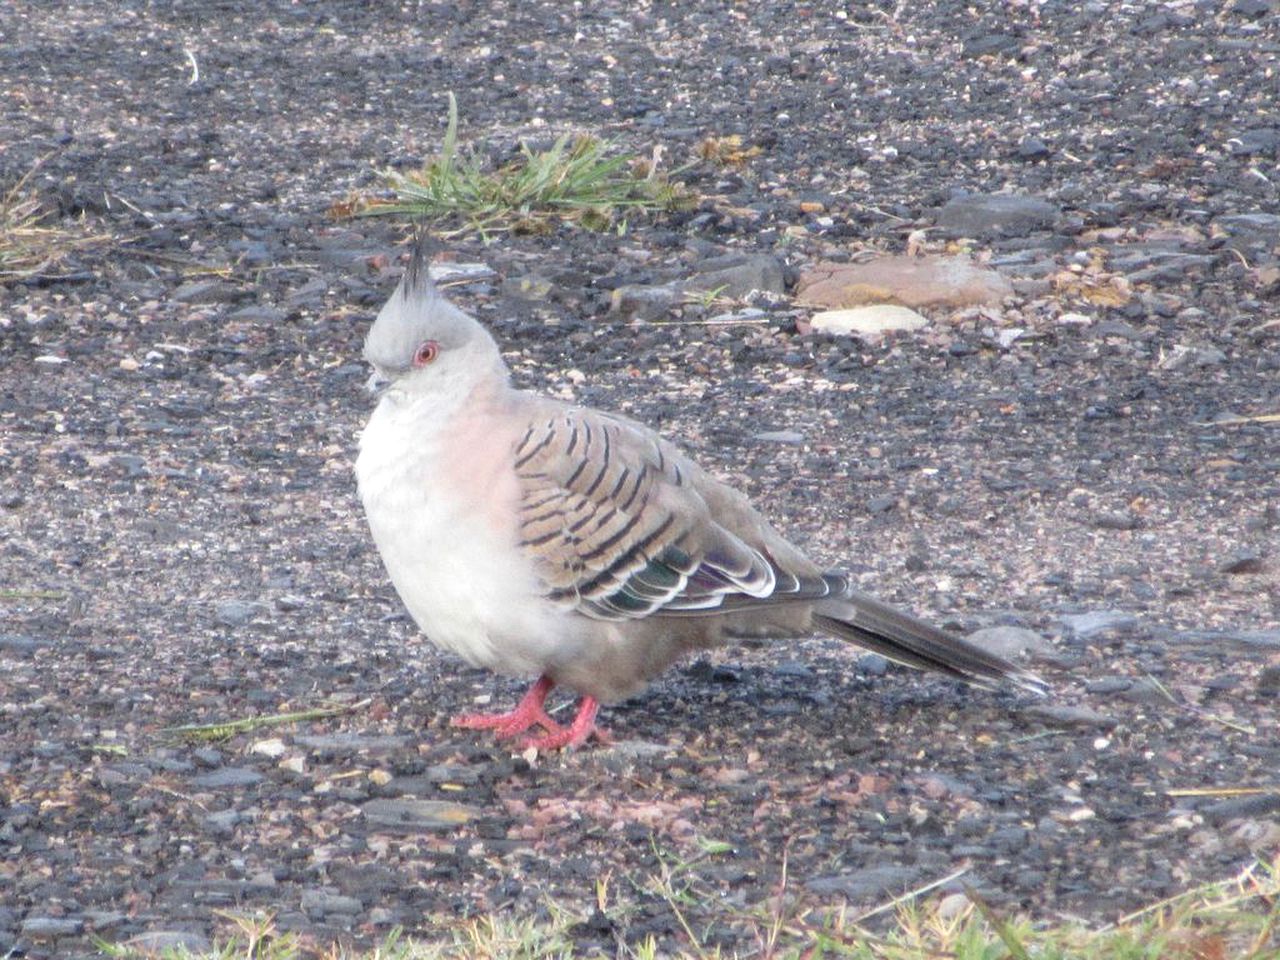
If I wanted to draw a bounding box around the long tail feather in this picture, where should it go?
[813,581,1047,696]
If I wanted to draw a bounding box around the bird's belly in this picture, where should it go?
[357,438,558,677]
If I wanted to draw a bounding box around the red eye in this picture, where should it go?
[413,340,439,367]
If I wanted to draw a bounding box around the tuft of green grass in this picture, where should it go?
[102,854,1280,960]
[334,93,692,236]
[0,154,101,280]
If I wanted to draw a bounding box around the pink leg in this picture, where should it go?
[451,675,564,740]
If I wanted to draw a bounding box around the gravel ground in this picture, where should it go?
[2,1,1279,956]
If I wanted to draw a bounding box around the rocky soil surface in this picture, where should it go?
[1,1,1278,956]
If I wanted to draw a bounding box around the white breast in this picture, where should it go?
[355,392,563,677]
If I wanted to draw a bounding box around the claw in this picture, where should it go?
[519,695,607,751]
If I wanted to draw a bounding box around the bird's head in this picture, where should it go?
[363,241,507,402]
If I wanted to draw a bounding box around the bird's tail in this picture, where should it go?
[812,579,1047,696]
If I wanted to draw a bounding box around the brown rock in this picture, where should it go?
[796,255,1013,309]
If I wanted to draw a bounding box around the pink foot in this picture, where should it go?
[450,676,609,751]
[519,695,609,751]
[452,675,563,740]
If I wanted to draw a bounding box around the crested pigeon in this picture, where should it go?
[355,243,1046,750]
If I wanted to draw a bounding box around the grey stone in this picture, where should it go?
[301,889,363,917]
[1167,629,1280,652]
[192,747,224,767]
[1024,704,1116,729]
[97,762,152,788]
[752,429,805,444]
[1155,342,1227,370]
[430,262,497,284]
[604,740,673,759]
[857,653,889,676]
[1202,793,1280,825]
[1085,677,1133,695]
[1215,212,1280,253]
[936,193,1060,239]
[286,278,329,307]
[1228,127,1280,156]
[1125,254,1217,284]
[500,273,555,301]
[170,280,251,304]
[362,798,482,832]
[706,307,769,325]
[20,917,84,939]
[1233,0,1274,19]
[805,865,923,900]
[1121,676,1177,705]
[685,253,786,299]
[295,733,412,755]
[1218,548,1265,574]
[191,767,264,789]
[1060,610,1139,640]
[124,930,212,954]
[203,809,242,836]
[315,244,387,268]
[1017,137,1051,159]
[967,626,1054,660]
[213,599,266,627]
[0,634,41,656]
[229,239,271,265]
[227,305,289,324]
[609,282,680,320]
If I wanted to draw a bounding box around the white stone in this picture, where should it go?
[810,304,928,340]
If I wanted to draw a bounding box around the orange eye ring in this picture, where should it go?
[413,340,440,367]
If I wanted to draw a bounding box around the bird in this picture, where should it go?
[355,241,1046,751]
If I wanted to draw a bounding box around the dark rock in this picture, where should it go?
[1017,137,1050,160]
[1232,0,1275,17]
[123,931,213,955]
[1060,611,1139,641]
[1023,704,1116,729]
[203,809,242,837]
[20,917,84,939]
[609,282,679,320]
[190,767,264,789]
[301,889,363,917]
[227,304,289,324]
[192,747,224,768]
[1166,630,1280,651]
[0,634,41,656]
[805,865,923,900]
[294,733,412,754]
[170,280,251,304]
[936,193,1060,239]
[213,599,266,627]
[362,798,482,832]
[686,253,786,298]
[1258,666,1280,696]
[1201,792,1280,824]
[1227,128,1280,156]
[1085,677,1133,695]
[1217,548,1265,574]
[967,625,1053,660]
[857,654,889,676]
[1215,213,1280,253]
